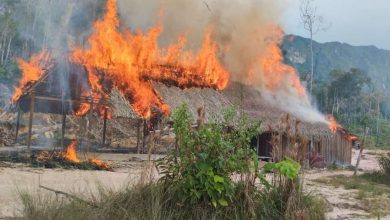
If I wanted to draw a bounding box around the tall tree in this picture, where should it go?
[299,0,327,94]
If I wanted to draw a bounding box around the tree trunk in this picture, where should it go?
[310,31,314,94]
[5,35,13,64]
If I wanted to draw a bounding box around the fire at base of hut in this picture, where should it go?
[36,140,112,171]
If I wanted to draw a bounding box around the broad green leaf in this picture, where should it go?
[213,175,224,183]
[218,198,228,207]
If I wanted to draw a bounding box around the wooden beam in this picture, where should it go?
[14,105,21,143]
[27,93,35,149]
[256,134,260,156]
[102,107,108,145]
[142,119,147,154]
[136,119,141,154]
[33,96,108,106]
[61,112,66,150]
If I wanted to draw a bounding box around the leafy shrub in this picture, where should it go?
[159,104,261,207]
[379,152,390,176]
[20,105,325,220]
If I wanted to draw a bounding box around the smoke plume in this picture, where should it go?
[17,0,327,124]
[117,0,327,123]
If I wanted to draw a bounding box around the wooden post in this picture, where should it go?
[142,119,147,154]
[61,111,66,150]
[136,119,141,154]
[256,134,260,157]
[27,93,35,149]
[102,107,108,145]
[354,127,369,176]
[15,105,21,143]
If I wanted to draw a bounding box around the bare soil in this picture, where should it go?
[0,148,389,219]
[304,149,390,220]
[0,153,164,218]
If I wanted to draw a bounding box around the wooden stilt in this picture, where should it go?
[61,112,66,150]
[27,93,35,149]
[102,107,108,145]
[142,119,147,154]
[256,134,260,157]
[136,119,141,154]
[15,105,21,143]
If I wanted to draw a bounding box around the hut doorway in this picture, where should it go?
[251,132,273,161]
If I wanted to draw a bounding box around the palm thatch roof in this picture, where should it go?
[109,81,335,138]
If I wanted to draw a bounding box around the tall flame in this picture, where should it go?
[327,115,342,133]
[71,0,228,119]
[63,140,80,163]
[12,50,51,104]
[258,43,306,97]
[246,26,307,98]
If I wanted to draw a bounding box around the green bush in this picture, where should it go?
[158,104,261,207]
[20,104,325,220]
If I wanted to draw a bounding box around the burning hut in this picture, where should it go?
[224,82,354,166]
[13,62,111,149]
[111,81,355,166]
[9,0,354,168]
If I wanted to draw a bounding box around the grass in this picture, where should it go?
[19,181,326,220]
[313,172,390,216]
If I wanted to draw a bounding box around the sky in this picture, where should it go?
[281,0,390,50]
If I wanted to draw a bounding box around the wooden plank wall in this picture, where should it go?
[319,131,352,166]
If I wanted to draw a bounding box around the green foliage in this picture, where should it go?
[160,104,260,207]
[18,104,325,220]
[264,158,301,180]
[328,68,370,98]
[309,67,390,148]
[20,181,326,220]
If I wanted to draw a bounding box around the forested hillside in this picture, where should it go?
[282,35,390,148]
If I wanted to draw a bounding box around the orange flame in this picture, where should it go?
[71,0,228,119]
[74,103,91,116]
[248,26,306,97]
[327,115,342,133]
[63,140,80,163]
[89,158,112,169]
[12,50,51,104]
[258,43,306,96]
[62,140,112,169]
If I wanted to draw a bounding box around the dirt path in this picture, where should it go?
[304,149,390,220]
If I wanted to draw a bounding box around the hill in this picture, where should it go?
[282,34,390,96]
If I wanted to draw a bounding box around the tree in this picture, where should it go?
[299,0,328,94]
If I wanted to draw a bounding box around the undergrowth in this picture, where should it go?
[20,104,326,220]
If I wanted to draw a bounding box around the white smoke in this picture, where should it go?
[117,0,327,124]
[13,0,328,124]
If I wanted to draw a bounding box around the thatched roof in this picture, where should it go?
[109,81,335,138]
[12,60,343,140]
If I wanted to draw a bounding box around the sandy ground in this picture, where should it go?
[0,148,388,219]
[0,153,163,218]
[304,149,390,220]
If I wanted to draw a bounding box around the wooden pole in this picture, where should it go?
[27,93,35,149]
[102,107,108,145]
[354,127,368,176]
[136,119,141,154]
[14,105,21,143]
[142,119,147,154]
[256,134,260,157]
[61,112,66,150]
